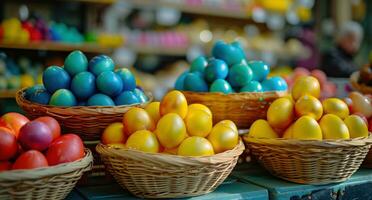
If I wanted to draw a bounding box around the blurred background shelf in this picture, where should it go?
[0,90,17,98]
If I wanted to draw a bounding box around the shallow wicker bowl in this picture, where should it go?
[16,88,152,140]
[96,141,244,198]
[244,135,372,185]
[350,71,372,94]
[182,91,287,129]
[0,149,93,200]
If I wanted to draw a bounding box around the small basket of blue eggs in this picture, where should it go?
[175,41,287,129]
[16,51,151,140]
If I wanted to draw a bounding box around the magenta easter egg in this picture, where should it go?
[19,121,53,151]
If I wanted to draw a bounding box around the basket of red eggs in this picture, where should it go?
[16,51,151,140]
[0,112,93,200]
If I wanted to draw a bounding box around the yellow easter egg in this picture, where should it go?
[319,114,350,139]
[214,120,238,134]
[125,130,159,153]
[292,76,320,100]
[267,98,295,129]
[101,122,126,145]
[282,124,294,139]
[322,98,349,119]
[160,90,188,118]
[249,119,279,139]
[344,115,369,138]
[188,103,212,117]
[156,113,187,149]
[177,136,214,156]
[145,101,161,124]
[292,116,322,140]
[185,109,212,137]
[208,125,238,153]
[295,95,323,120]
[123,107,155,135]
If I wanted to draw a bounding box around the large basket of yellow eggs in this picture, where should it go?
[96,90,245,198]
[244,76,372,185]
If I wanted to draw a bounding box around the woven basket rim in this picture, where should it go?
[96,140,245,166]
[243,133,372,147]
[181,90,287,97]
[0,148,93,181]
[16,88,153,110]
[350,71,372,93]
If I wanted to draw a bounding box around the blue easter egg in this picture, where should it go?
[87,93,115,106]
[89,55,115,76]
[228,63,253,87]
[184,72,208,92]
[261,76,288,92]
[49,89,77,106]
[43,66,71,94]
[211,41,244,65]
[26,85,51,105]
[96,71,123,97]
[190,56,208,73]
[25,84,44,98]
[64,50,88,76]
[134,88,148,103]
[210,79,233,94]
[174,70,189,90]
[248,60,270,82]
[240,81,263,92]
[115,91,140,105]
[71,71,96,100]
[115,68,136,91]
[204,59,228,83]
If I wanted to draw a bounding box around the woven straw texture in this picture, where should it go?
[244,135,372,185]
[0,149,93,200]
[350,71,372,94]
[96,141,244,198]
[16,88,152,140]
[182,91,287,129]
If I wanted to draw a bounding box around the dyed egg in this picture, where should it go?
[96,71,123,97]
[183,72,208,92]
[291,76,320,100]
[88,55,115,76]
[267,98,295,129]
[231,41,247,61]
[261,76,288,91]
[145,102,160,124]
[87,93,115,106]
[240,81,263,92]
[115,91,139,105]
[204,59,229,83]
[190,56,208,73]
[208,124,238,153]
[134,88,148,103]
[156,113,186,149]
[126,130,159,153]
[26,85,51,105]
[123,107,155,135]
[249,119,278,139]
[344,115,369,138]
[322,98,349,119]
[174,70,188,90]
[101,122,125,145]
[42,66,70,93]
[248,61,270,82]
[292,116,322,140]
[177,136,214,156]
[116,68,136,91]
[185,109,212,137]
[319,114,350,139]
[282,124,294,139]
[188,104,212,117]
[71,71,95,100]
[160,90,188,118]
[228,63,253,87]
[209,79,233,94]
[64,50,88,76]
[295,95,323,120]
[214,120,238,134]
[211,41,244,65]
[49,89,77,106]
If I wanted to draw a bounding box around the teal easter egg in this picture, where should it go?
[89,55,115,76]
[174,70,189,90]
[134,88,148,103]
[96,71,123,97]
[115,68,136,91]
[25,85,51,105]
[204,59,228,83]
[228,63,253,87]
[240,81,263,92]
[64,50,88,76]
[49,89,77,106]
[261,76,288,91]
[210,79,233,94]
[184,72,208,92]
[87,93,115,106]
[115,91,139,105]
[190,56,208,73]
[248,60,270,82]
[71,71,96,100]
[211,41,244,65]
[42,66,70,93]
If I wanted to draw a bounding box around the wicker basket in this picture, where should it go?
[244,135,372,185]
[96,141,245,198]
[16,88,152,140]
[182,91,287,129]
[0,149,93,200]
[350,71,372,94]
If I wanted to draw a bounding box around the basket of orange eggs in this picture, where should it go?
[244,75,372,185]
[175,41,287,129]
[96,90,244,198]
